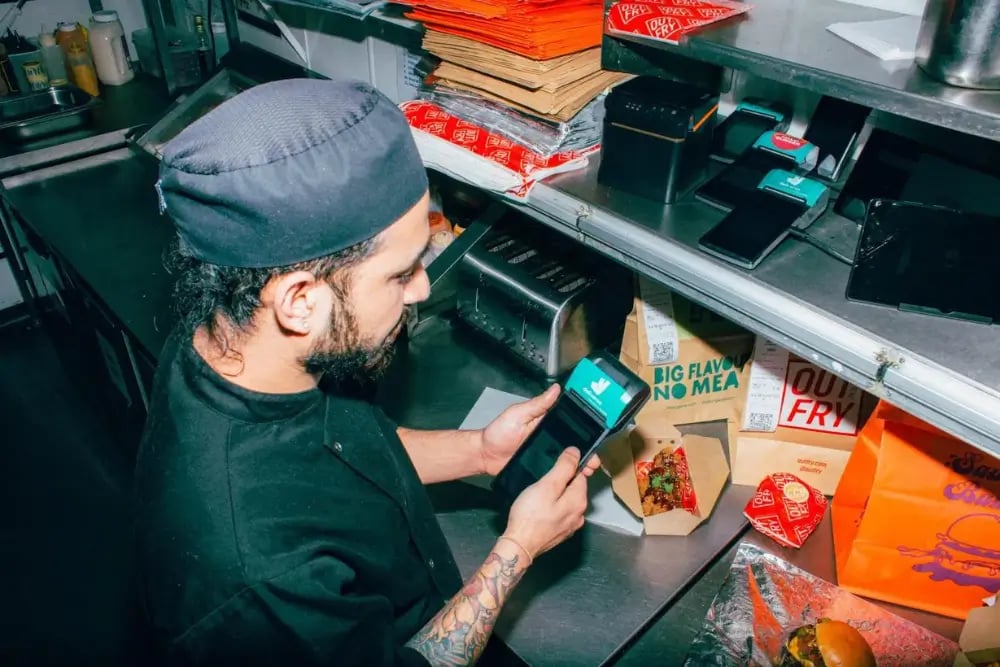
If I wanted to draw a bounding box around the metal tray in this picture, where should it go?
[132,69,256,160]
[0,86,99,143]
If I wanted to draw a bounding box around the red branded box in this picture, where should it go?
[744,473,827,548]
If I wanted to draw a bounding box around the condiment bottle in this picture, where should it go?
[88,10,133,86]
[56,22,91,90]
[66,42,99,96]
[55,22,89,58]
[39,31,68,86]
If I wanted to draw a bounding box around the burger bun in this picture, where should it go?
[815,620,876,667]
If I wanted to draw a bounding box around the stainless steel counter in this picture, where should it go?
[436,482,750,666]
[1,148,174,357]
[605,0,1000,140]
[382,315,752,666]
[0,75,173,164]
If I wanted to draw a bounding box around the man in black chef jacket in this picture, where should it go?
[135,78,598,667]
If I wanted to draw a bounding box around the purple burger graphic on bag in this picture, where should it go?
[898,513,1000,591]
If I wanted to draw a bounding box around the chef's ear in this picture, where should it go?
[269,270,324,335]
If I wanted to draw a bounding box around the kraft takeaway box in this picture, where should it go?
[620,279,754,446]
[606,411,730,536]
[731,336,875,496]
[953,601,1000,667]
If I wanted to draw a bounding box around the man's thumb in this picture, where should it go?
[520,384,560,420]
[544,447,581,489]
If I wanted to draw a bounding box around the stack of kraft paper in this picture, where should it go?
[393,0,631,124]
[418,29,629,123]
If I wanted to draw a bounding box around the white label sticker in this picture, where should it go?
[782,481,809,503]
[637,277,679,365]
[779,361,862,434]
[742,337,790,432]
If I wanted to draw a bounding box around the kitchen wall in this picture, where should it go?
[238,3,419,102]
[10,0,147,48]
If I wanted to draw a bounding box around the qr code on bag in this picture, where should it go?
[651,342,676,364]
[746,413,776,432]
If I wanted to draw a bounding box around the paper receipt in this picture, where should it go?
[638,277,680,365]
[742,337,790,432]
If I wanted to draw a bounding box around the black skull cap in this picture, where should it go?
[157,78,428,268]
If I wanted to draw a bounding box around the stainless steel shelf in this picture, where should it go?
[264,0,424,50]
[605,0,1000,140]
[481,155,1000,457]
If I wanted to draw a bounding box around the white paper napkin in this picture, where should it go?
[827,15,922,61]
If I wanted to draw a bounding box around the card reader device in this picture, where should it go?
[698,169,830,270]
[697,132,820,211]
[710,98,792,164]
[802,95,870,182]
[492,350,651,505]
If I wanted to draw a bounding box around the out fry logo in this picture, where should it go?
[778,361,861,434]
[487,149,512,164]
[424,121,447,136]
[655,6,694,16]
[452,128,480,145]
[618,3,653,22]
[644,16,683,39]
[486,135,515,149]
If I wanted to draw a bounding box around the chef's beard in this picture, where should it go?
[300,301,410,389]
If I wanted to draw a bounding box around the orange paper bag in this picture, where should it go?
[832,402,1000,620]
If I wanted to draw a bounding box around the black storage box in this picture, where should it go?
[597,77,719,203]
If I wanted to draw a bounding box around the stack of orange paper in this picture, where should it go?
[400,0,604,60]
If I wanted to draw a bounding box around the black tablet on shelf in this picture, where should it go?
[835,129,1000,223]
[846,199,1000,324]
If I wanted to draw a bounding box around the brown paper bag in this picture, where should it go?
[606,411,730,536]
[731,337,874,495]
[620,281,754,448]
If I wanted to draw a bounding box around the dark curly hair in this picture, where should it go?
[164,235,379,354]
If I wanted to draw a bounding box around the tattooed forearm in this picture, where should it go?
[406,548,527,666]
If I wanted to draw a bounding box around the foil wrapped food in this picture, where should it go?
[683,542,959,666]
